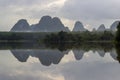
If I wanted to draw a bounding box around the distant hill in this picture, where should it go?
[92,28,96,32]
[10,19,30,32]
[72,21,86,32]
[31,16,69,32]
[110,21,120,31]
[97,24,106,32]
[10,16,70,32]
[10,16,120,32]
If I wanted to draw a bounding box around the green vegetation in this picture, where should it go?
[44,41,114,52]
[115,22,120,43]
[0,30,116,44]
[0,31,115,51]
[0,40,114,51]
[44,31,115,44]
[0,32,49,42]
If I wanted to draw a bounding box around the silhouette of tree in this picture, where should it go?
[115,22,120,42]
[115,44,120,63]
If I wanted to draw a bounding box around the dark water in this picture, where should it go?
[0,42,120,80]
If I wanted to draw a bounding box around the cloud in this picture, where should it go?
[0,0,67,31]
[61,0,120,20]
[0,0,53,7]
[0,0,120,31]
[0,0,59,17]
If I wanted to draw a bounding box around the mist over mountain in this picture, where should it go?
[72,21,86,32]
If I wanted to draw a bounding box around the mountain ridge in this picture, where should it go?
[10,16,70,32]
[10,15,120,32]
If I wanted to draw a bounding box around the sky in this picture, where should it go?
[0,0,120,31]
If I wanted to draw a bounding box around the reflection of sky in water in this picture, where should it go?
[0,50,120,80]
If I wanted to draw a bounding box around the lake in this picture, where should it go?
[0,42,120,80]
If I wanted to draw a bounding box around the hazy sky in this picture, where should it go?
[0,0,120,31]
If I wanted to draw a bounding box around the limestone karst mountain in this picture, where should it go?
[97,24,106,32]
[110,21,120,31]
[11,16,70,32]
[72,21,86,31]
[31,16,70,32]
[10,16,120,32]
[10,19,30,32]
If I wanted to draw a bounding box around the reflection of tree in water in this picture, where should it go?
[44,42,114,52]
[10,42,120,66]
[115,43,120,63]
[44,41,74,51]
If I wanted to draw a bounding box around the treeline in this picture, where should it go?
[0,30,116,43]
[115,22,120,43]
[0,32,48,42]
[44,31,115,44]
[44,41,114,52]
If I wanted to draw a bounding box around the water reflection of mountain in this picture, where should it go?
[73,50,85,60]
[97,50,106,57]
[73,48,118,61]
[11,49,69,66]
[0,42,117,66]
[11,50,30,62]
[10,47,120,66]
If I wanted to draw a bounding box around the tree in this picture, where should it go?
[115,22,120,42]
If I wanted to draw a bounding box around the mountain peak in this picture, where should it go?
[110,21,120,31]
[17,19,28,23]
[32,15,69,32]
[39,16,52,23]
[97,24,106,31]
[10,19,30,32]
[73,21,86,31]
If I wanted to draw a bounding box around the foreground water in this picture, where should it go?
[0,42,120,80]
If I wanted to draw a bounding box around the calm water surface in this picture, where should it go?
[0,43,120,80]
